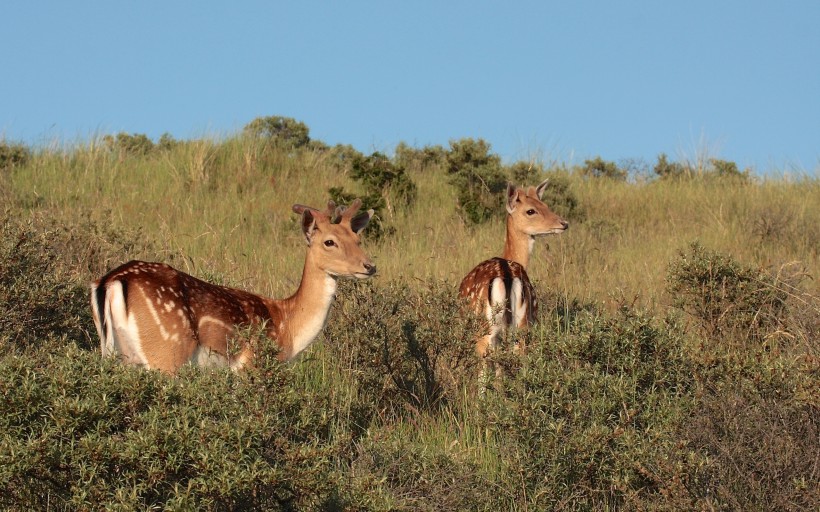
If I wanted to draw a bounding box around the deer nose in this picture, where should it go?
[363,262,377,275]
[561,220,570,230]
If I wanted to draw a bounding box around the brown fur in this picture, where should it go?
[91,199,374,372]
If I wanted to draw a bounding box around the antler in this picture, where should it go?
[292,200,337,219]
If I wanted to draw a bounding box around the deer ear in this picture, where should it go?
[301,210,318,245]
[349,209,374,234]
[535,179,550,199]
[506,182,520,214]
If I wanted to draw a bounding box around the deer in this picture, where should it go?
[90,199,375,373]
[459,180,568,382]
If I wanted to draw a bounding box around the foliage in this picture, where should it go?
[667,241,793,343]
[654,153,689,180]
[103,132,155,157]
[481,307,697,510]
[579,156,628,180]
[157,132,180,151]
[710,157,751,182]
[324,280,482,422]
[0,341,362,511]
[325,143,364,172]
[505,160,544,185]
[445,138,507,225]
[328,151,418,241]
[394,142,446,171]
[351,152,417,211]
[242,116,311,150]
[350,429,497,511]
[654,153,750,183]
[0,140,31,170]
[0,215,92,352]
[1,126,818,510]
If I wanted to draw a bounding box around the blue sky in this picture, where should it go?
[2,1,818,175]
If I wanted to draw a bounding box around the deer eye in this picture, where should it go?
[323,239,337,247]
[526,209,537,216]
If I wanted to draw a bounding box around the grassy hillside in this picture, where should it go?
[1,129,818,510]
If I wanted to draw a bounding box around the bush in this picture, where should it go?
[323,280,482,423]
[0,215,91,352]
[0,140,31,170]
[445,138,507,225]
[351,152,417,211]
[481,307,695,510]
[579,156,627,181]
[394,142,446,171]
[103,132,155,158]
[0,340,361,510]
[328,151,418,241]
[654,153,689,180]
[325,143,364,173]
[710,158,751,183]
[667,242,792,343]
[351,429,497,511]
[243,116,311,150]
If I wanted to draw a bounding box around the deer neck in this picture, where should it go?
[273,253,338,360]
[502,214,533,270]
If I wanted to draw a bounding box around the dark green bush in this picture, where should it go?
[393,142,446,171]
[667,242,791,343]
[243,116,311,150]
[324,280,482,422]
[328,151,417,241]
[654,153,689,180]
[0,140,31,170]
[325,143,364,173]
[103,132,155,157]
[710,158,750,182]
[0,215,91,352]
[579,156,627,181]
[481,307,696,510]
[350,152,417,211]
[0,339,362,510]
[445,138,507,225]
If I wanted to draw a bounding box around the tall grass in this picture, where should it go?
[1,134,818,510]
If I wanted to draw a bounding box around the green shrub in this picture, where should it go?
[667,242,791,343]
[325,143,364,173]
[351,428,497,511]
[710,158,750,182]
[654,153,689,180]
[445,138,507,225]
[351,152,417,211]
[243,116,311,150]
[103,132,155,158]
[579,156,627,181]
[0,216,91,352]
[481,307,695,510]
[0,338,362,510]
[0,140,31,170]
[323,280,482,422]
[328,151,418,241]
[393,142,446,171]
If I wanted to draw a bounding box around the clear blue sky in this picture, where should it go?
[2,1,818,175]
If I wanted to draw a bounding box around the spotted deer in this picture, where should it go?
[90,199,375,373]
[459,180,568,365]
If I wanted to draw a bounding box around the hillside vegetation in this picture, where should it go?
[1,119,818,510]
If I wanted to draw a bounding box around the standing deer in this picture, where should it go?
[459,180,568,373]
[90,199,375,372]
